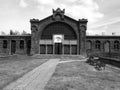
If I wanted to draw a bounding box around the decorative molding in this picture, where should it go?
[31,25,38,32]
[52,8,65,20]
[79,18,88,23]
[80,25,87,30]
[30,18,39,23]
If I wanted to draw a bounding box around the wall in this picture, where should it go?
[0,35,31,56]
[0,35,120,56]
[86,36,120,56]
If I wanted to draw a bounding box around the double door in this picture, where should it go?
[55,43,62,54]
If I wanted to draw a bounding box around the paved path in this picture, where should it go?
[3,58,87,90]
[3,59,60,90]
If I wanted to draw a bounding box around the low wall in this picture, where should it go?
[99,57,120,68]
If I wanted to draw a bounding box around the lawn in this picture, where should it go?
[45,61,120,90]
[34,54,85,61]
[0,55,48,90]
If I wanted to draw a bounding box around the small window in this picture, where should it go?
[114,41,119,50]
[20,40,24,49]
[95,41,101,50]
[3,40,7,49]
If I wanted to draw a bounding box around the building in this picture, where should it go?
[0,8,120,56]
[0,35,31,55]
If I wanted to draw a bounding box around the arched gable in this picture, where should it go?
[41,22,77,40]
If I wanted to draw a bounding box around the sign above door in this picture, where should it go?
[53,35,64,43]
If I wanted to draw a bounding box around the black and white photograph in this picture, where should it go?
[0,0,120,90]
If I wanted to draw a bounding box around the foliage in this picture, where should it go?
[10,30,20,35]
[0,31,6,35]
[21,30,27,35]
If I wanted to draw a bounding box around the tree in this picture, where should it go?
[21,30,27,35]
[10,30,14,35]
[14,30,20,35]
[10,30,20,35]
[0,31,6,35]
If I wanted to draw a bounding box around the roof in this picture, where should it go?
[86,35,120,39]
[0,35,31,37]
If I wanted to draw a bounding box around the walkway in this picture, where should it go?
[3,59,60,90]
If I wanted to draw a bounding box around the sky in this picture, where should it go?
[0,0,120,35]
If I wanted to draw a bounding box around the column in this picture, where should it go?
[46,44,47,55]
[62,44,64,55]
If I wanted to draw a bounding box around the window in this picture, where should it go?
[114,41,119,50]
[20,40,24,49]
[41,22,77,40]
[104,41,110,52]
[3,40,7,49]
[95,40,101,50]
[86,40,92,50]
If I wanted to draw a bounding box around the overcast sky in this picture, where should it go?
[0,0,120,35]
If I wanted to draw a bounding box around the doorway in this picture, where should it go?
[55,43,62,54]
[27,40,31,55]
[11,40,16,54]
[104,42,110,53]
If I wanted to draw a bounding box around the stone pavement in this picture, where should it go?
[3,59,60,90]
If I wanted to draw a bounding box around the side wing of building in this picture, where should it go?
[86,36,120,56]
[0,35,31,55]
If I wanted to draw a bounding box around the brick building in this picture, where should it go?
[0,8,120,56]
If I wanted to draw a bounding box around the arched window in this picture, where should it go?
[104,41,110,52]
[3,40,7,49]
[20,40,24,49]
[114,41,119,50]
[41,22,77,40]
[95,40,101,50]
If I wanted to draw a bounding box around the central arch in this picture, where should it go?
[39,22,78,55]
[41,22,77,40]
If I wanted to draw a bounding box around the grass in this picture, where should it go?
[0,55,48,90]
[34,54,85,61]
[45,61,120,90]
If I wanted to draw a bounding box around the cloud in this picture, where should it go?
[19,0,28,8]
[87,26,107,35]
[89,17,120,29]
[25,0,104,23]
[17,0,105,34]
[37,0,55,4]
[88,17,120,35]
[67,0,104,23]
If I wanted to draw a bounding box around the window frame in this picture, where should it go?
[95,40,101,50]
[20,40,24,49]
[114,41,119,50]
[3,40,7,49]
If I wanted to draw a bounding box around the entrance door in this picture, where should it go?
[104,42,110,53]
[26,40,31,55]
[55,43,62,54]
[11,40,16,54]
[53,34,63,55]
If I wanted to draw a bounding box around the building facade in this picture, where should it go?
[0,35,31,55]
[0,8,120,56]
[30,8,87,56]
